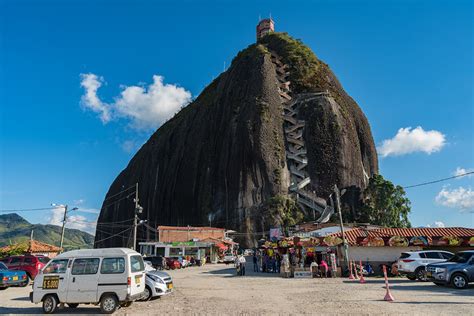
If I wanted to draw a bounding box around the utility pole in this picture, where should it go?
[133,183,138,250]
[60,205,68,252]
[334,185,349,272]
[132,183,143,251]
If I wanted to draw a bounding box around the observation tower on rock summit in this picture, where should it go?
[256,18,274,41]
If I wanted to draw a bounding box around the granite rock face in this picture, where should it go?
[94,33,378,248]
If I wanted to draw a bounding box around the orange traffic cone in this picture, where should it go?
[383,265,395,302]
[348,261,355,279]
[359,260,366,284]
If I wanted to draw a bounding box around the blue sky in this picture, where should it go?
[0,0,472,234]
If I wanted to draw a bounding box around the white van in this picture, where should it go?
[30,248,145,314]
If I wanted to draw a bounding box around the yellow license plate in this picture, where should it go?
[43,276,60,289]
[135,275,141,283]
[167,283,173,289]
[13,276,18,281]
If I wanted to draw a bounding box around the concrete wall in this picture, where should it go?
[347,246,422,262]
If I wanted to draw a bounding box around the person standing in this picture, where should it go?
[252,253,258,272]
[239,254,247,276]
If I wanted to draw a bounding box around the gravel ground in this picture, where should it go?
[0,261,473,315]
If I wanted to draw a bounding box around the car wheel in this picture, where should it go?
[42,295,58,314]
[140,286,152,301]
[406,274,417,281]
[451,273,468,289]
[415,267,427,281]
[20,274,30,287]
[100,294,118,314]
[68,303,79,308]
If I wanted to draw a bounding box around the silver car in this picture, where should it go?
[141,270,173,301]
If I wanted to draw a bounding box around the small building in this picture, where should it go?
[0,239,62,258]
[256,18,274,41]
[139,225,238,263]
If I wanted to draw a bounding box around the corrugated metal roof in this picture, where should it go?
[330,227,474,246]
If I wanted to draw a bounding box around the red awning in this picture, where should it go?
[216,243,228,251]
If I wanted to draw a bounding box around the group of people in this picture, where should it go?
[252,252,282,273]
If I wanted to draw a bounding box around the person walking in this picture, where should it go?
[239,254,247,276]
[252,253,258,272]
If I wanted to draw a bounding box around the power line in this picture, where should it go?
[0,207,53,213]
[404,171,474,189]
[94,227,132,244]
[103,184,137,202]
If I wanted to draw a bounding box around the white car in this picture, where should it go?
[30,248,145,314]
[141,270,173,301]
[222,253,236,264]
[397,250,453,281]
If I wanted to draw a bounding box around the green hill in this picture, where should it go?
[0,213,94,250]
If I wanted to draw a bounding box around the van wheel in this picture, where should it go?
[100,294,118,314]
[451,273,468,289]
[68,303,79,308]
[42,295,58,314]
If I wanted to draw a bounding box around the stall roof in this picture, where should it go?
[330,227,474,246]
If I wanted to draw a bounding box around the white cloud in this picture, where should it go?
[453,167,473,178]
[80,73,111,123]
[435,187,474,213]
[377,126,446,157]
[426,221,445,228]
[80,73,191,130]
[49,206,97,235]
[121,140,138,153]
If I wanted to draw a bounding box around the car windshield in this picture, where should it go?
[448,252,472,263]
[0,262,7,270]
[37,256,50,264]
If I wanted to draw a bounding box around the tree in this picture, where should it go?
[261,195,304,232]
[359,174,411,227]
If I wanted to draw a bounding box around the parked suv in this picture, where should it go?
[397,250,453,281]
[0,255,50,281]
[426,250,474,289]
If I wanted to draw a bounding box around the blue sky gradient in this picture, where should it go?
[1,0,472,232]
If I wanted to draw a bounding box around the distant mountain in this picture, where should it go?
[0,213,94,250]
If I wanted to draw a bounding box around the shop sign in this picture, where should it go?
[270,228,283,241]
[322,235,343,246]
[294,271,312,278]
[432,236,464,247]
[409,236,428,246]
[170,241,196,246]
[388,236,409,247]
[358,236,385,247]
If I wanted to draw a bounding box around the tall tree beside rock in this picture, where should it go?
[358,175,411,228]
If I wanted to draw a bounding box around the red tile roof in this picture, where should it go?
[158,225,225,231]
[330,227,474,246]
[0,239,61,253]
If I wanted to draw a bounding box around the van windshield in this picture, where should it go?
[44,259,69,274]
[130,255,144,273]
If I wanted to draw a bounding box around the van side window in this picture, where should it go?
[100,258,125,274]
[72,258,100,275]
[44,259,69,274]
[130,255,144,273]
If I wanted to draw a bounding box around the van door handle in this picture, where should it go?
[72,277,76,283]
[59,277,64,280]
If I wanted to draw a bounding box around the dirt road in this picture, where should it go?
[0,261,472,315]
